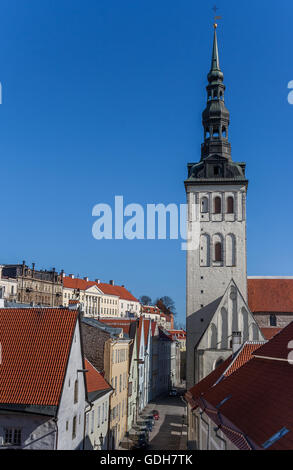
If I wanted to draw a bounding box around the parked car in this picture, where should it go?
[169,389,178,397]
[145,421,153,432]
[152,409,160,420]
[143,414,155,426]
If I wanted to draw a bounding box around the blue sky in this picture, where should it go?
[0,0,292,326]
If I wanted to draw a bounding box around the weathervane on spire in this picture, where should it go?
[212,5,222,29]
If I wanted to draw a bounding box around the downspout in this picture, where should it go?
[53,418,58,450]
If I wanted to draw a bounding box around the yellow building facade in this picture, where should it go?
[104,338,131,449]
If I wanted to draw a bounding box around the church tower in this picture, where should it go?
[185,25,249,389]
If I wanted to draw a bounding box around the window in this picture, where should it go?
[74,379,78,404]
[201,197,209,213]
[270,314,277,327]
[4,428,22,446]
[214,196,221,213]
[214,242,222,262]
[227,196,234,214]
[72,416,77,439]
[98,406,101,428]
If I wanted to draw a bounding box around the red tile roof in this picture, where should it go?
[248,278,293,313]
[224,342,264,377]
[99,318,136,336]
[137,317,143,354]
[64,277,139,303]
[142,306,161,315]
[167,329,186,340]
[0,308,78,407]
[97,283,119,297]
[96,283,139,302]
[186,356,233,408]
[188,325,293,450]
[63,276,97,291]
[260,327,282,341]
[144,319,150,346]
[252,321,293,361]
[84,359,111,394]
[198,357,293,450]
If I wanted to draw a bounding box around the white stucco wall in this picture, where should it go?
[84,390,111,450]
[56,320,87,450]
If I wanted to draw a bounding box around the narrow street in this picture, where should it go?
[144,388,187,450]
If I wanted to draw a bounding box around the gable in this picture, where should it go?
[198,279,265,351]
[85,284,104,295]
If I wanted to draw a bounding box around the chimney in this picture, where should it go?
[95,279,100,284]
[84,277,89,282]
[61,270,65,277]
[32,262,35,271]
[109,280,114,286]
[69,274,74,279]
[232,331,242,355]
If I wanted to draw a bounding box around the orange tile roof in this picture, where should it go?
[112,285,139,302]
[97,283,138,302]
[199,357,293,450]
[97,283,119,297]
[63,276,97,291]
[137,317,143,354]
[99,318,136,336]
[84,359,111,394]
[252,321,293,360]
[144,319,150,346]
[260,327,282,341]
[224,342,264,377]
[0,308,78,407]
[186,356,233,408]
[248,278,293,313]
[187,326,293,450]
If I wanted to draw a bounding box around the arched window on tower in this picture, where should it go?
[214,196,222,214]
[205,128,210,139]
[227,196,234,214]
[219,91,224,100]
[213,128,219,138]
[201,197,209,213]
[213,90,218,99]
[214,242,222,262]
[222,126,227,138]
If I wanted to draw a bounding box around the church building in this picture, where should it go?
[185,24,264,393]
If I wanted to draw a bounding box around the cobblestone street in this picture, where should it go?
[144,388,187,450]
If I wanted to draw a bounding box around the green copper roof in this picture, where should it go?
[208,27,223,84]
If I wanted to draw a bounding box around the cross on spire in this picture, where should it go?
[212,5,222,28]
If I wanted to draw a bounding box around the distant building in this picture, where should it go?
[248,277,293,329]
[62,275,118,317]
[0,265,17,302]
[1,261,63,306]
[98,281,141,318]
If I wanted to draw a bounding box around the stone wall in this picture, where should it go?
[81,322,110,372]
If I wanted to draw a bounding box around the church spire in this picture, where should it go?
[185,24,247,183]
[201,24,231,162]
[208,25,224,84]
